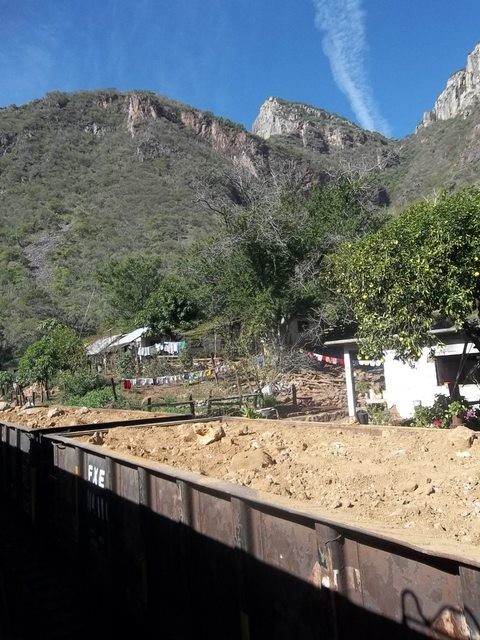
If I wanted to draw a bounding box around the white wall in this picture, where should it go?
[383,343,479,418]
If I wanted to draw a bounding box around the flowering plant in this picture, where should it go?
[465,406,480,428]
[444,399,467,420]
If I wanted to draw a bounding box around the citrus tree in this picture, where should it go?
[330,187,480,361]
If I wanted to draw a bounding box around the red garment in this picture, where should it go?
[123,379,132,390]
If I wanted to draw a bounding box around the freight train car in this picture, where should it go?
[27,417,480,640]
[0,413,192,524]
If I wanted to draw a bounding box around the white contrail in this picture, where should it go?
[312,0,392,137]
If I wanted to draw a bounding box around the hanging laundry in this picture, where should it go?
[307,352,345,366]
[354,359,383,367]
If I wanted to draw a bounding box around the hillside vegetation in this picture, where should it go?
[1,86,480,362]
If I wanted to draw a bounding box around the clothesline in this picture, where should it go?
[307,352,383,367]
[307,352,345,366]
[122,364,229,389]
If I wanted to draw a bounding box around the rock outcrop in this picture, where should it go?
[252,96,387,154]
[121,91,269,174]
[418,42,480,130]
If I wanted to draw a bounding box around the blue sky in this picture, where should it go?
[1,0,479,139]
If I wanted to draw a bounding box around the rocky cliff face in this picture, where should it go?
[419,42,480,130]
[122,92,269,174]
[252,96,385,153]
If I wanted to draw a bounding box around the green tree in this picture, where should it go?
[330,187,480,361]
[135,276,203,335]
[97,254,163,324]
[17,320,86,396]
[188,169,385,348]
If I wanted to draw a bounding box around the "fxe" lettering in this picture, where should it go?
[87,464,106,488]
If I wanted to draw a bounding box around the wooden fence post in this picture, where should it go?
[292,384,297,406]
[207,390,213,416]
[189,394,195,417]
[111,377,118,402]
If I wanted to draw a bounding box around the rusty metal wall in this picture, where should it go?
[41,425,480,640]
[0,414,192,522]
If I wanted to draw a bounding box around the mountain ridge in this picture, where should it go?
[2,41,480,358]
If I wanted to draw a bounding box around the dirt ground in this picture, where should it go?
[85,419,480,557]
[2,363,351,428]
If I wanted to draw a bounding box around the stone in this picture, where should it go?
[47,407,64,419]
[77,407,90,415]
[0,401,10,411]
[88,431,104,445]
[447,426,477,450]
[399,481,418,493]
[194,423,225,446]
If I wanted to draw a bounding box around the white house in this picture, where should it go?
[325,328,480,419]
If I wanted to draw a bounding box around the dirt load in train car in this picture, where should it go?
[0,405,168,429]
[80,419,480,555]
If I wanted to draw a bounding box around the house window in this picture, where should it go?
[435,355,480,385]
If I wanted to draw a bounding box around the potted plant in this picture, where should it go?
[444,399,467,428]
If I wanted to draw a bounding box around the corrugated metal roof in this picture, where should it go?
[86,334,122,356]
[108,327,149,349]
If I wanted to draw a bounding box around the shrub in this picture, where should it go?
[115,351,136,378]
[57,370,106,401]
[259,394,277,408]
[240,405,258,419]
[411,394,456,428]
[368,404,390,425]
[67,386,128,409]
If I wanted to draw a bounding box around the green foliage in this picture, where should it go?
[331,188,480,361]
[367,404,391,425]
[57,370,106,402]
[114,351,137,378]
[0,370,14,387]
[4,89,476,363]
[66,386,127,409]
[0,369,14,397]
[135,276,202,335]
[444,399,467,421]
[355,379,371,395]
[17,320,86,388]
[185,173,384,349]
[97,254,163,324]
[411,394,451,428]
[240,405,258,419]
[178,345,194,370]
[259,394,277,408]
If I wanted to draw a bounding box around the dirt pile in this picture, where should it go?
[0,404,167,429]
[90,420,480,553]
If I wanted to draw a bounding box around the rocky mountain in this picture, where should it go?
[1,41,480,358]
[418,43,480,130]
[0,89,375,356]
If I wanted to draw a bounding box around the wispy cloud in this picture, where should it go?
[312,0,391,137]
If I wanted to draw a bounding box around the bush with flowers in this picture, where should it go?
[411,394,473,428]
[465,406,480,429]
